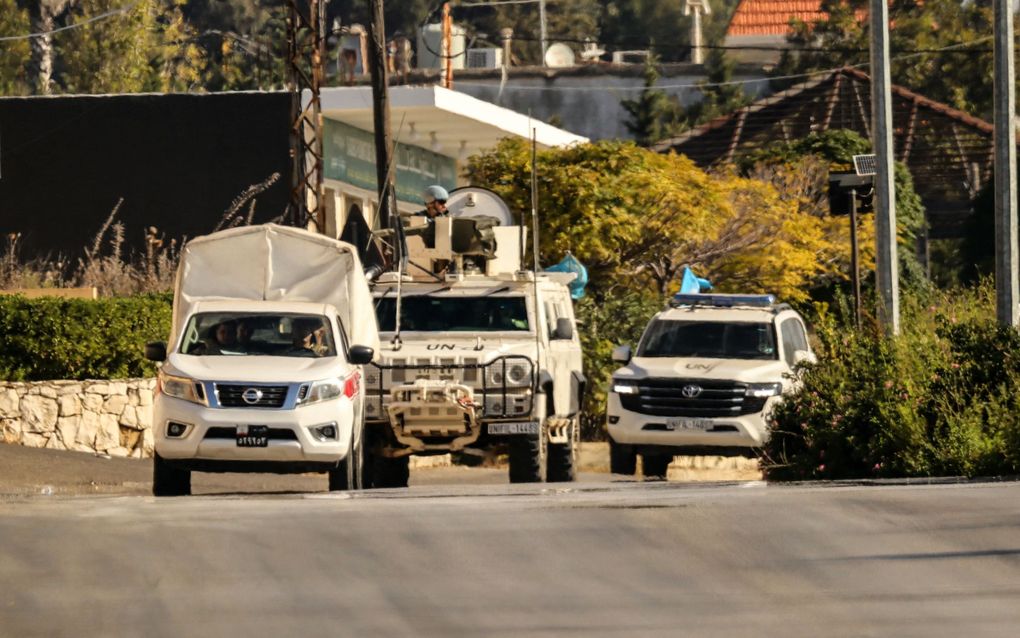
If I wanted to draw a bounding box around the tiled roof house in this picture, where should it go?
[724,0,867,63]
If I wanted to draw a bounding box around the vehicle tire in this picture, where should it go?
[642,453,672,480]
[371,455,410,489]
[609,438,637,476]
[546,420,577,483]
[152,452,191,497]
[328,430,362,491]
[508,433,544,483]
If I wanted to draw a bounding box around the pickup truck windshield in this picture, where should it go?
[375,296,529,332]
[179,313,336,357]
[638,320,777,360]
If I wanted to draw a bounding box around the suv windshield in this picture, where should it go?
[638,320,777,360]
[376,296,529,332]
[179,313,336,358]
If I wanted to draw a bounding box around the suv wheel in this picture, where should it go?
[642,453,672,480]
[609,439,637,476]
[152,453,191,496]
[546,419,577,483]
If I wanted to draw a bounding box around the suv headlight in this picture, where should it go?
[158,372,207,405]
[745,382,783,398]
[611,379,639,395]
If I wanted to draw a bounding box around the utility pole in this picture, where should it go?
[539,0,548,65]
[368,0,396,231]
[285,0,326,229]
[683,0,712,66]
[994,0,1019,326]
[869,0,899,335]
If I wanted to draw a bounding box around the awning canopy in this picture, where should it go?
[319,85,587,159]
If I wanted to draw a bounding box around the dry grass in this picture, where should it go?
[1,173,282,297]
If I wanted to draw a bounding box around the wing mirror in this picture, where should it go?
[348,345,375,365]
[611,345,632,364]
[144,342,167,362]
[793,350,816,365]
[553,317,574,340]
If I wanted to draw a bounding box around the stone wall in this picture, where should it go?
[0,379,155,459]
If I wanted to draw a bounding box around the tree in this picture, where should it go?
[183,0,287,91]
[0,0,32,95]
[465,138,840,302]
[683,49,749,124]
[55,0,206,94]
[620,55,670,146]
[774,0,996,118]
[16,0,78,94]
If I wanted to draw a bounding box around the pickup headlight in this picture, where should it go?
[158,372,207,405]
[611,379,639,395]
[745,382,783,398]
[298,373,361,406]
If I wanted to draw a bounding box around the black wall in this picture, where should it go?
[0,91,291,258]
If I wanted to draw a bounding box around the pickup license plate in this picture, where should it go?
[665,418,712,431]
[488,421,539,436]
[236,425,269,447]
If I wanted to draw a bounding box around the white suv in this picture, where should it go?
[606,294,813,478]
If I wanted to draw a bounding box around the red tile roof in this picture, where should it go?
[726,0,865,37]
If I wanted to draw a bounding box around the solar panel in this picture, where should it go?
[853,154,877,176]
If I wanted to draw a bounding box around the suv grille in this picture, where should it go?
[619,378,767,417]
[215,384,288,408]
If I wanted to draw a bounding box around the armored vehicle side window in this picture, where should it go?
[376,296,530,332]
[638,320,777,360]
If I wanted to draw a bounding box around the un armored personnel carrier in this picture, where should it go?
[364,188,585,487]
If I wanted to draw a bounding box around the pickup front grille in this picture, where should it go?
[619,378,767,418]
[215,384,289,408]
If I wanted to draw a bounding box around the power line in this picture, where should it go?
[0,1,142,43]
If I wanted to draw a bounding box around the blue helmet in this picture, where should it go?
[423,185,449,203]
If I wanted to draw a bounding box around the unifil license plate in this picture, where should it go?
[488,421,539,436]
[236,425,269,447]
[665,418,712,431]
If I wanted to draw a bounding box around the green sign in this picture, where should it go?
[323,119,457,205]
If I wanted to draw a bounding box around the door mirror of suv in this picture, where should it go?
[553,317,574,340]
[793,350,815,365]
[348,345,375,365]
[611,345,632,364]
[144,342,167,362]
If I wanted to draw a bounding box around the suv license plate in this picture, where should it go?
[665,418,712,431]
[489,422,539,436]
[236,425,269,447]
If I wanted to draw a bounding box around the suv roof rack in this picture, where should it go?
[670,293,791,313]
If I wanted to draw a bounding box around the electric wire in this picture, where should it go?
[0,1,143,42]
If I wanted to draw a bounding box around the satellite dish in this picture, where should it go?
[446,187,515,227]
[544,42,576,68]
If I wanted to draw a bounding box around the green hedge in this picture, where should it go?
[0,293,172,381]
[764,284,1020,480]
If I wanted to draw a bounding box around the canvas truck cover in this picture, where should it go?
[170,224,379,354]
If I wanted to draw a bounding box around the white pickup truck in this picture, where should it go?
[145,224,380,496]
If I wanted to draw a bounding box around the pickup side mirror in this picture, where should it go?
[553,317,574,340]
[144,341,167,362]
[793,350,816,365]
[611,345,632,364]
[348,345,375,365]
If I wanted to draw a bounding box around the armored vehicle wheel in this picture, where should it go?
[642,453,672,480]
[546,419,577,483]
[371,455,410,488]
[152,453,191,496]
[329,432,362,491]
[508,433,544,483]
[609,439,637,475]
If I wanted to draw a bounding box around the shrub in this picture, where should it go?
[0,293,171,381]
[764,284,1020,480]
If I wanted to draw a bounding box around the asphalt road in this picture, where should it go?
[1,479,1018,637]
